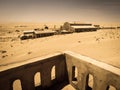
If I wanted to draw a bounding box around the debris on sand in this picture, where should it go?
[15,30,20,32]
[101,37,104,39]
[11,45,13,47]
[2,55,8,58]
[28,52,32,54]
[0,50,7,54]
[95,38,100,42]
[78,41,81,43]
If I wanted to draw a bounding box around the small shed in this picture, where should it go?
[22,30,35,39]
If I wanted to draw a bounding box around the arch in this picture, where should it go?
[86,74,94,90]
[34,72,41,87]
[72,66,78,84]
[51,65,56,80]
[106,85,116,90]
[13,79,22,90]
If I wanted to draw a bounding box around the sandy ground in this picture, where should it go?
[0,28,120,90]
[0,29,120,68]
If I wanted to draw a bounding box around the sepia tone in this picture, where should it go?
[0,0,120,90]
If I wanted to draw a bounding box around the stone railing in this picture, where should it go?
[0,53,68,90]
[65,51,120,90]
[0,51,120,90]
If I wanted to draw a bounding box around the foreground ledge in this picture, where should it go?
[0,51,120,90]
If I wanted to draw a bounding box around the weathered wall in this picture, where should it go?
[0,53,68,90]
[0,51,120,90]
[65,51,120,90]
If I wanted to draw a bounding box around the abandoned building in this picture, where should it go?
[63,22,98,32]
[21,30,35,39]
[34,30,56,38]
[0,51,120,90]
[20,22,99,40]
[20,30,56,40]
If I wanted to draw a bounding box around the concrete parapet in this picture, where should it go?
[65,51,120,90]
[0,51,120,90]
[0,53,68,90]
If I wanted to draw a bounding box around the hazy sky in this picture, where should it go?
[0,0,120,24]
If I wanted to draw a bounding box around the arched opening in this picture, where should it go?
[72,66,78,84]
[86,74,94,90]
[13,79,22,90]
[34,72,41,87]
[106,85,116,90]
[51,65,56,80]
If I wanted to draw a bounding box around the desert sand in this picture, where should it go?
[0,25,120,89]
[0,29,120,67]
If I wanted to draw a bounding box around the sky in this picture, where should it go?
[0,0,120,24]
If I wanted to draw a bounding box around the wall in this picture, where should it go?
[0,53,68,90]
[65,51,120,90]
[0,51,120,90]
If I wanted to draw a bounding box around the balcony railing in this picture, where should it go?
[0,51,120,90]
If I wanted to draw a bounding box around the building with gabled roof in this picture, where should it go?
[63,22,98,32]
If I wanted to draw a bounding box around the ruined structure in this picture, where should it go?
[63,22,98,32]
[0,51,120,90]
[20,30,55,40]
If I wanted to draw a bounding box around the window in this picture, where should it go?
[13,79,22,90]
[86,74,94,90]
[51,65,56,80]
[34,72,41,87]
[107,85,116,90]
[72,66,78,84]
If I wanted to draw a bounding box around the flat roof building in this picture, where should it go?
[20,30,56,40]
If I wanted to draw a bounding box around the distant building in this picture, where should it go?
[20,30,55,40]
[63,22,98,32]
[34,30,55,38]
[60,30,73,34]
[101,27,116,29]
[22,30,35,39]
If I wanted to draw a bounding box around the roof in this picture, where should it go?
[34,30,55,34]
[71,26,97,29]
[70,23,92,26]
[23,30,35,33]
[61,30,70,32]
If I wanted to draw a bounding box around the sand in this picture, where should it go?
[0,27,120,89]
[0,29,120,67]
